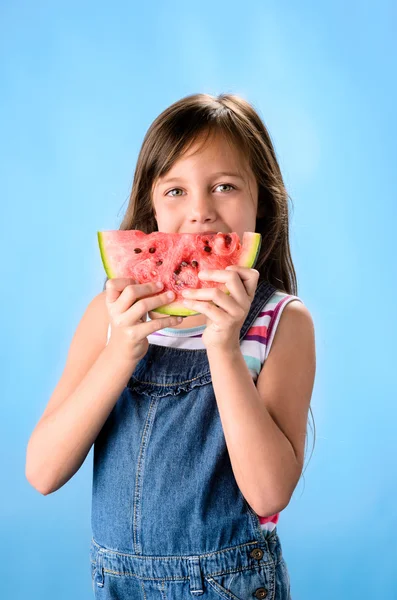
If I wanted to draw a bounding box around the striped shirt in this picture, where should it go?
[106,290,303,534]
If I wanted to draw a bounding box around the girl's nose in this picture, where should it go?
[188,191,217,213]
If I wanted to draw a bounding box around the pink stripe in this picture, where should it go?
[249,325,269,336]
[266,296,292,345]
[258,513,280,524]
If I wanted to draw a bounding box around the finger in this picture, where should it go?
[105,277,137,303]
[181,299,223,326]
[197,269,250,306]
[225,266,259,297]
[125,288,176,322]
[143,314,184,333]
[183,289,238,315]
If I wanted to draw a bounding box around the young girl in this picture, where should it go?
[26,93,316,599]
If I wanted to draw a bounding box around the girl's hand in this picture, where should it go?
[181,265,260,352]
[105,278,182,364]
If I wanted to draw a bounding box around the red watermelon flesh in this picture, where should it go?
[98,230,262,316]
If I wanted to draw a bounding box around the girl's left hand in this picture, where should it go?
[181,265,260,352]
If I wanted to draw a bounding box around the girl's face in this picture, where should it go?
[151,132,258,239]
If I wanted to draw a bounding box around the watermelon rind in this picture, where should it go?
[98,231,117,279]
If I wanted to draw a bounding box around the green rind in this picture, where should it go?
[97,231,118,279]
[153,289,232,317]
[238,232,262,268]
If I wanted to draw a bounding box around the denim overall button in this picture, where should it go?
[250,547,264,560]
[254,588,268,599]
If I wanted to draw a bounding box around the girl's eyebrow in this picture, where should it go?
[159,171,245,185]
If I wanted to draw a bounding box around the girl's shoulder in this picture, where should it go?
[261,288,304,317]
[265,290,305,359]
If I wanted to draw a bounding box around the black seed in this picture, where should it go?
[191,260,198,267]
[174,268,181,275]
[134,248,142,253]
[149,247,156,253]
[204,246,211,253]
[156,260,163,266]
[225,235,232,245]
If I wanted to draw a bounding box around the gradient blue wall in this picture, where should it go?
[1,1,396,598]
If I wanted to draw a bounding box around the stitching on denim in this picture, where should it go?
[205,563,271,579]
[133,396,158,554]
[92,564,272,579]
[158,579,167,600]
[206,576,243,600]
[94,568,190,580]
[91,537,268,559]
[131,372,211,387]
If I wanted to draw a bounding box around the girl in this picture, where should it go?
[26,93,316,599]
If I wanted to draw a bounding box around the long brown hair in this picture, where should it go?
[103,92,315,477]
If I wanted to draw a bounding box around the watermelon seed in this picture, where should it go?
[134,248,142,253]
[149,247,156,253]
[156,260,163,266]
[191,260,198,268]
[203,246,211,253]
[181,261,188,267]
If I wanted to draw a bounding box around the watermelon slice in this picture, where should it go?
[98,230,261,316]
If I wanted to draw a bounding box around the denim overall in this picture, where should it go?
[90,278,292,599]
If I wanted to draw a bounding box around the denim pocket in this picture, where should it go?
[205,563,273,600]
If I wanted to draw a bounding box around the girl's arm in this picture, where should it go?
[206,301,315,516]
[25,292,137,495]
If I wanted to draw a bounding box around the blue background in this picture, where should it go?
[1,1,396,598]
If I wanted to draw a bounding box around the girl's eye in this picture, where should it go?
[165,184,236,197]
[166,188,183,197]
[215,184,235,193]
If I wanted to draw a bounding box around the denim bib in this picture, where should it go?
[90,279,292,599]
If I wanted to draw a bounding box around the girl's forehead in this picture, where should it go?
[167,135,250,175]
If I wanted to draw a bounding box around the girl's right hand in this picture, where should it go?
[105,278,182,363]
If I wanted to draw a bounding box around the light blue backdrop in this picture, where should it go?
[2,1,396,598]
